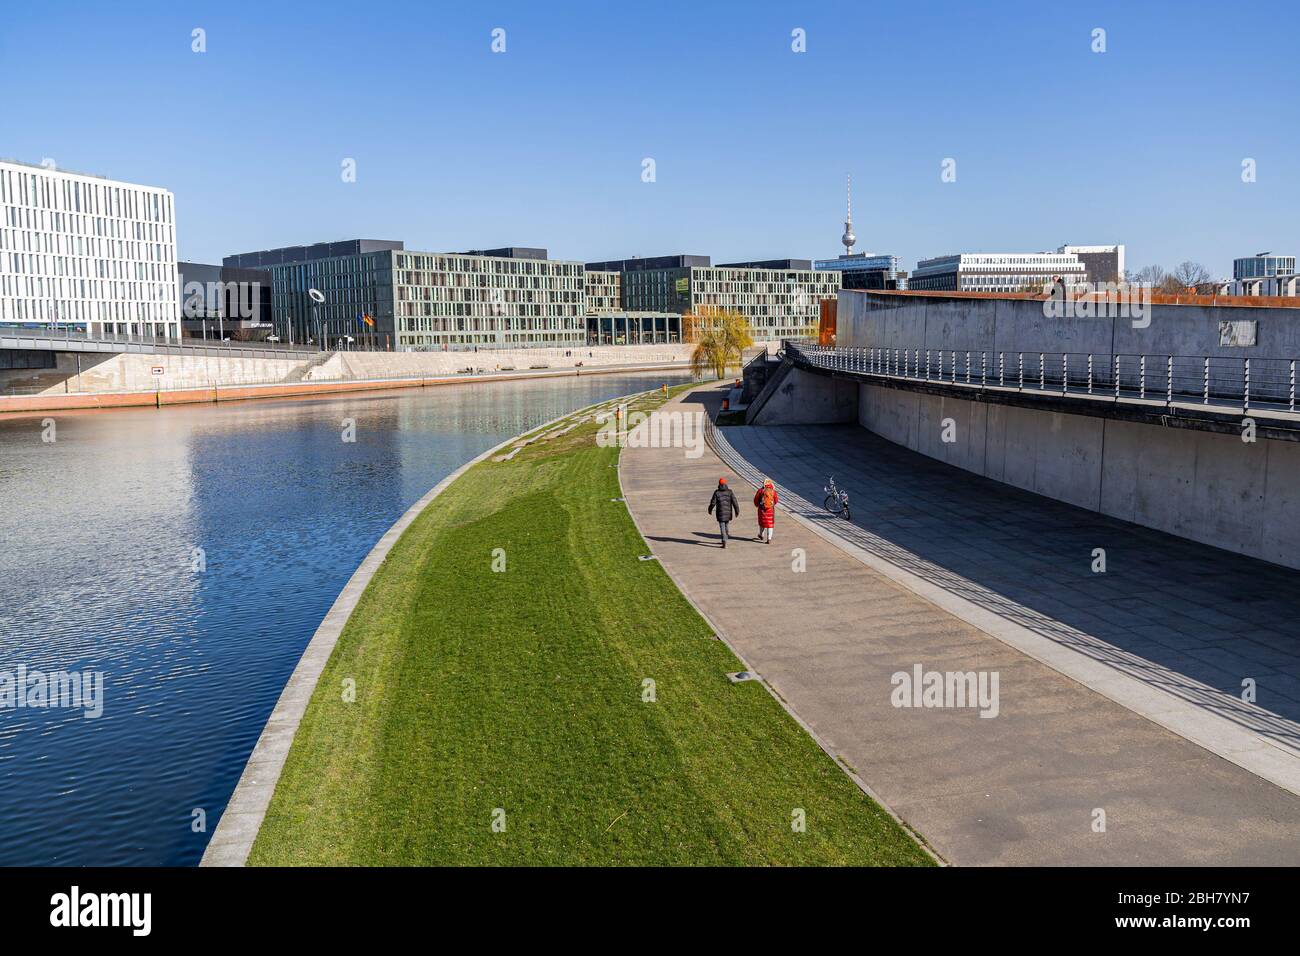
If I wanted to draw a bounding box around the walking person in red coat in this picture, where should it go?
[753,478,778,544]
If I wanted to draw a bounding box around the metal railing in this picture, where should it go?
[785,340,1299,415]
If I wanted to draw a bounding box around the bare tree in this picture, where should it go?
[1132,265,1167,288]
[1172,261,1212,288]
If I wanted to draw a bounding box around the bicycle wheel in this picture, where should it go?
[842,504,851,521]
[824,494,838,514]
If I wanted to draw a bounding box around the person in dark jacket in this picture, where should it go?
[707,477,741,548]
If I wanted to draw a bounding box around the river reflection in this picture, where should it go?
[0,371,693,865]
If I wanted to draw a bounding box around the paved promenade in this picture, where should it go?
[620,384,1300,864]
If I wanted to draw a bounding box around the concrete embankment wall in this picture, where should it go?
[319,344,693,381]
[0,350,306,396]
[0,344,696,413]
[857,383,1300,571]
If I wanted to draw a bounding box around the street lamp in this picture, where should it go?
[308,288,325,351]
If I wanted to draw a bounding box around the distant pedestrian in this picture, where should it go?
[753,479,778,544]
[707,477,740,548]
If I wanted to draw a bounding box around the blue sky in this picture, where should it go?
[3,0,1295,277]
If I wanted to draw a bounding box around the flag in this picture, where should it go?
[363,313,375,327]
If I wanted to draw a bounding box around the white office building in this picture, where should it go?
[910,252,1088,293]
[0,159,179,338]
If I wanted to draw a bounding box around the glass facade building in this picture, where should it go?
[814,253,907,290]
[587,254,839,340]
[249,244,587,349]
[1234,255,1296,280]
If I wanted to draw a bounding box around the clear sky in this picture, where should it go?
[3,0,1295,278]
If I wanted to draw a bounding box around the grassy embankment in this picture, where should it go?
[250,385,931,865]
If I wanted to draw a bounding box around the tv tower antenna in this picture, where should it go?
[841,174,856,255]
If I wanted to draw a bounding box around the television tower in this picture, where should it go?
[841,174,856,256]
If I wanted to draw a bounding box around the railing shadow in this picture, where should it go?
[706,417,1300,755]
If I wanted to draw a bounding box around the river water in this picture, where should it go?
[0,370,693,865]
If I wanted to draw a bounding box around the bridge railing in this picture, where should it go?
[783,339,1299,414]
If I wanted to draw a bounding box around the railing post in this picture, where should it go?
[1291,359,1296,412]
[1062,353,1068,394]
[1166,355,1173,405]
[999,352,1005,387]
[1087,353,1093,394]
[1039,352,1045,391]
[1018,352,1024,390]
[1244,357,1250,411]
[966,350,971,384]
[926,349,931,380]
[1203,356,1210,404]
[981,351,987,387]
[1139,354,1146,399]
[951,350,957,384]
[1114,354,1121,399]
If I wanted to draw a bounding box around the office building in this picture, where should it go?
[1058,244,1125,285]
[226,241,397,348]
[394,247,584,348]
[1223,253,1297,297]
[228,241,586,349]
[0,158,179,338]
[586,254,838,340]
[178,261,273,340]
[584,269,621,314]
[814,253,908,290]
[1233,253,1295,281]
[586,312,681,345]
[909,252,1088,293]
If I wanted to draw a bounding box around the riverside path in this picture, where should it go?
[619,383,1300,865]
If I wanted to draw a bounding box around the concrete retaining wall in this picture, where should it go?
[325,344,692,381]
[858,383,1300,570]
[0,350,306,395]
[750,364,858,425]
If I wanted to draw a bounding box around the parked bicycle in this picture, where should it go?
[823,476,851,520]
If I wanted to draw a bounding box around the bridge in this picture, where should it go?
[0,325,317,360]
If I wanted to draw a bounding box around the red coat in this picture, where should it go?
[753,486,778,528]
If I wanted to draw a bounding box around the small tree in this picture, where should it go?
[685,308,754,380]
[1172,260,1212,288]
[689,328,727,379]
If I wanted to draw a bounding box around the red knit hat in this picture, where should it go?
[718,477,727,484]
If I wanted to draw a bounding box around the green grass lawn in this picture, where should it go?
[249,386,932,866]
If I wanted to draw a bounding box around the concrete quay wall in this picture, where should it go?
[0,343,697,398]
[857,382,1300,571]
[0,358,692,415]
